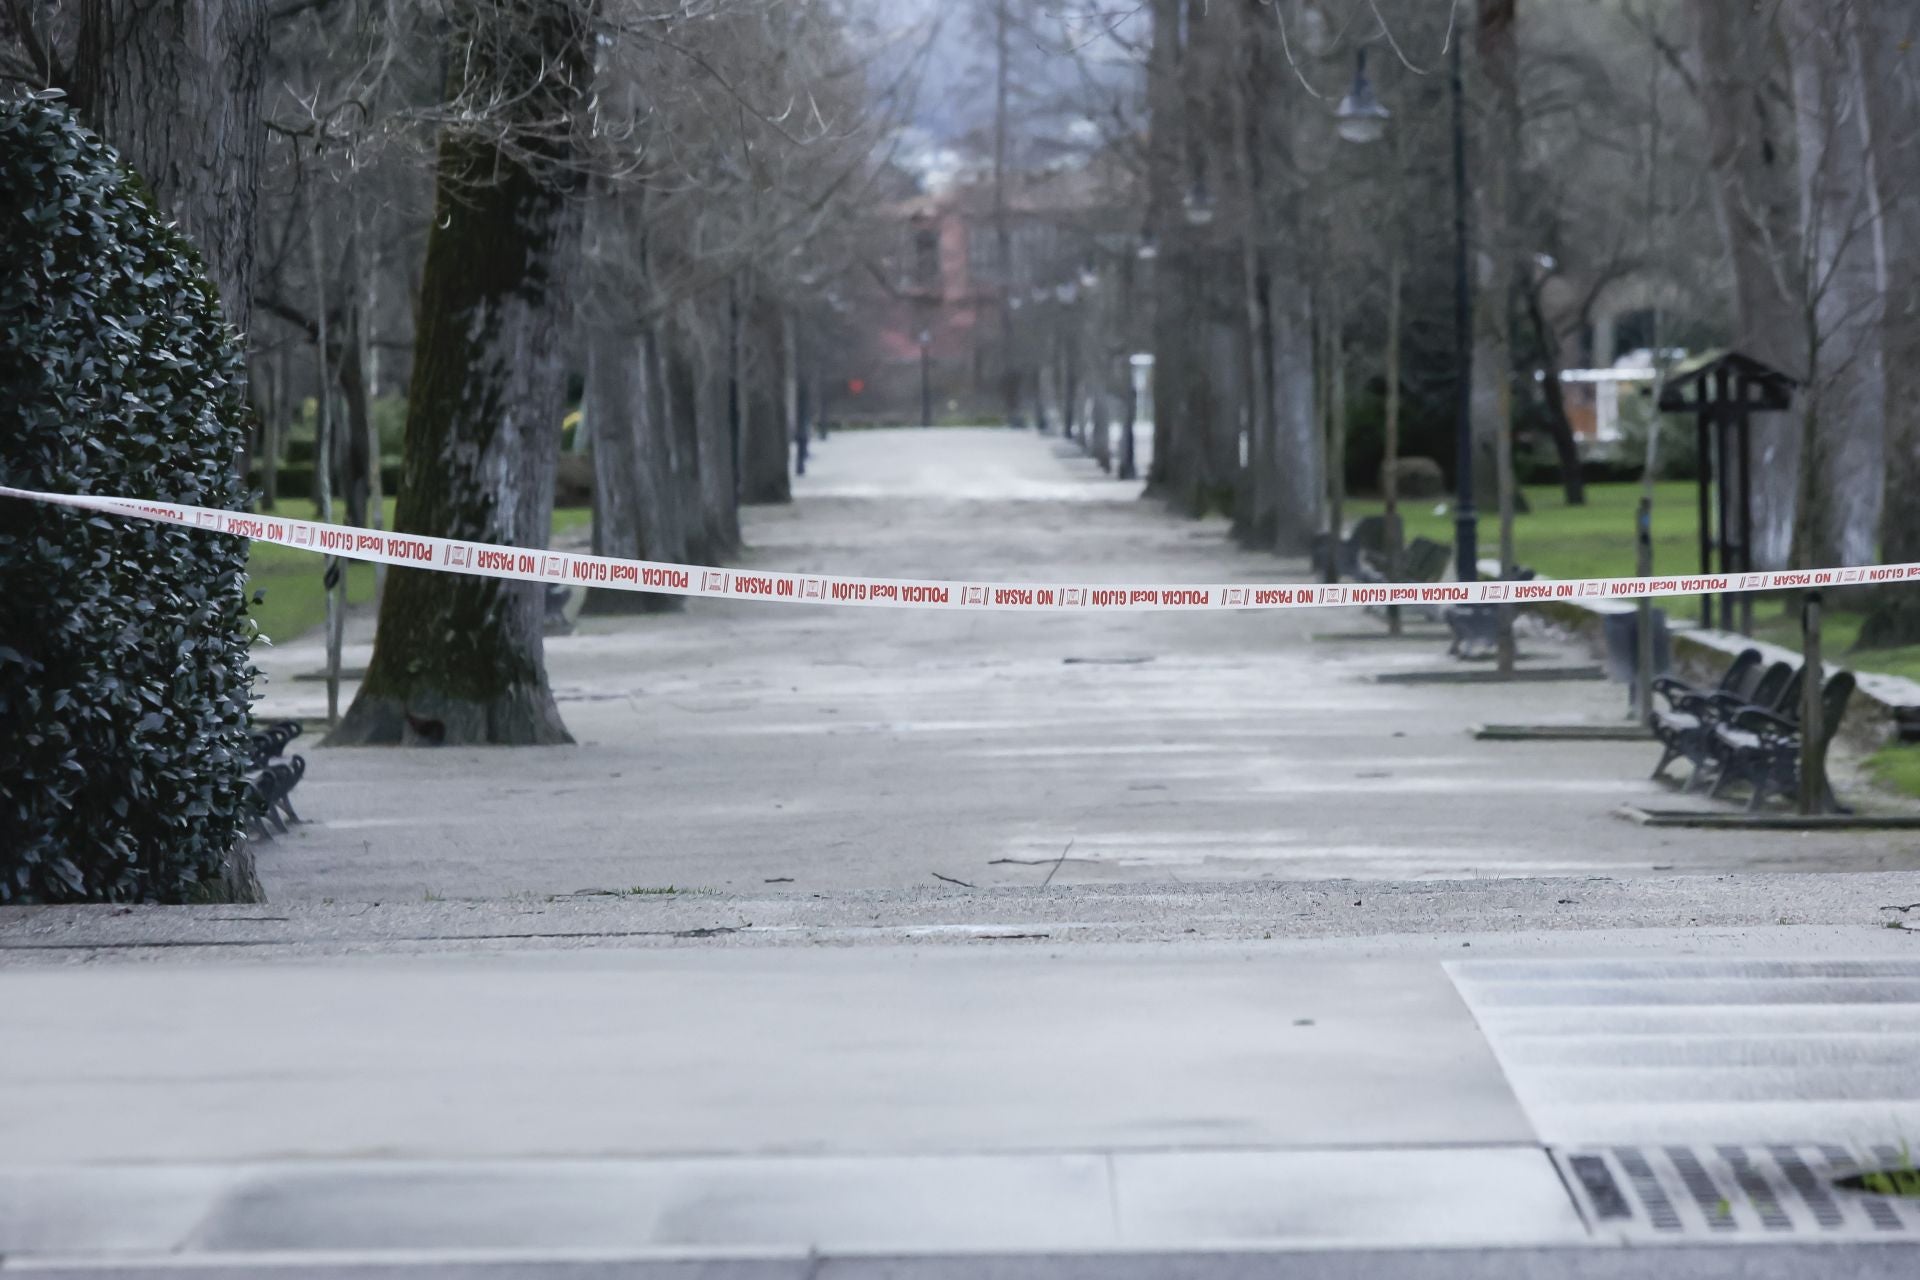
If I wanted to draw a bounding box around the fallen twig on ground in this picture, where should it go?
[1042,838,1076,889]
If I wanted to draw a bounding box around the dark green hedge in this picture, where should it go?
[0,96,258,902]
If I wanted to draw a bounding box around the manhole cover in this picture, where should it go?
[1554,1144,1920,1239]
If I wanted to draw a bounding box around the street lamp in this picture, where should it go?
[918,328,932,428]
[1334,48,1390,145]
[1447,25,1477,586]
[1336,43,1400,622]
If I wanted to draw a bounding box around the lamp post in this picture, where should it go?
[1325,49,1391,589]
[1447,22,1477,585]
[1335,48,1390,145]
[1335,45,1402,629]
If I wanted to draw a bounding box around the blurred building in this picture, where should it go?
[823,161,1130,426]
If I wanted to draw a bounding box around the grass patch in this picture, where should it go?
[1349,481,1920,686]
[1866,744,1920,800]
[1750,608,1920,684]
[247,498,592,645]
[1835,1143,1919,1198]
[1346,480,1700,584]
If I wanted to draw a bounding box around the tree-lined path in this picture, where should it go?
[247,429,1912,903]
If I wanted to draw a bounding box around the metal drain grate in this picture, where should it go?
[1553,1144,1920,1240]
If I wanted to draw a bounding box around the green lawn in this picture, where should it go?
[1348,480,1920,686]
[1346,481,1700,584]
[1747,608,1920,684]
[1867,743,1920,799]
[246,499,592,645]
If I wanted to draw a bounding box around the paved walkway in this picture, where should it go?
[246,428,1910,902]
[6,430,1919,1275]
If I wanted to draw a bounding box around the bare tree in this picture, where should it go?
[1687,0,1807,568]
[1854,0,1920,644]
[6,1,271,340]
[329,0,595,746]
[1781,0,1884,571]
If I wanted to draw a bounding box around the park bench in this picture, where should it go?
[1650,653,1798,788]
[244,720,306,838]
[1443,566,1536,658]
[1354,534,1449,587]
[1601,607,1673,712]
[1312,515,1391,580]
[1703,669,1855,811]
[1356,535,1452,624]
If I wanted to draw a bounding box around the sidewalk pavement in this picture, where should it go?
[1,926,1917,1271]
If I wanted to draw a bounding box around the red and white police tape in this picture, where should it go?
[6,484,1918,613]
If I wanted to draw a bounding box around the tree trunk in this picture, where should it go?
[1523,279,1586,504]
[993,0,1019,427]
[584,322,683,614]
[1270,269,1322,556]
[1229,6,1273,547]
[339,301,376,531]
[329,0,589,748]
[1061,335,1080,444]
[741,309,791,505]
[1093,375,1113,472]
[71,0,268,342]
[692,305,743,555]
[1688,0,1808,568]
[663,327,715,564]
[1471,0,1519,518]
[1326,294,1347,567]
[1783,0,1885,569]
[1144,0,1183,494]
[1383,246,1403,633]
[1853,1,1920,646]
[263,343,290,509]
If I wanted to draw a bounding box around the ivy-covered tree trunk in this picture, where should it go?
[71,0,268,340]
[329,0,589,747]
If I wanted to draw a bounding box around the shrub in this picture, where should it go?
[0,95,258,903]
